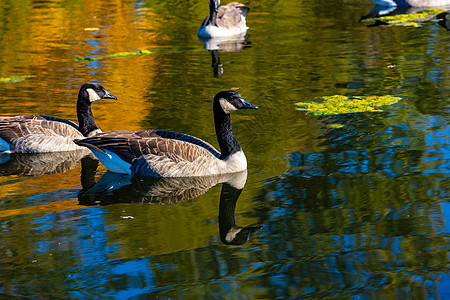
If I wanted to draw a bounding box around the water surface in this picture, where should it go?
[0,0,449,298]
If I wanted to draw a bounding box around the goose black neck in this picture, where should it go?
[214,106,241,159]
[77,99,99,137]
[209,2,217,26]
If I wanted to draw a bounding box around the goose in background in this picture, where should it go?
[198,0,250,38]
[0,83,117,153]
[75,91,258,177]
[372,0,450,7]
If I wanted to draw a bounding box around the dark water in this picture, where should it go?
[0,0,449,298]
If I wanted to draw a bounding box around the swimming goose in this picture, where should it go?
[197,0,250,38]
[372,0,450,7]
[0,83,117,153]
[74,91,258,177]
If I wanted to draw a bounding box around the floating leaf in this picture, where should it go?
[361,8,447,27]
[326,123,345,128]
[295,95,401,116]
[0,75,35,83]
[108,50,152,57]
[74,49,152,62]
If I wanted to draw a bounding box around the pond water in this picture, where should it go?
[0,0,449,298]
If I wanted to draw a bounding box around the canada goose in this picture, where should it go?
[197,0,250,38]
[74,91,258,177]
[0,83,117,153]
[372,0,450,7]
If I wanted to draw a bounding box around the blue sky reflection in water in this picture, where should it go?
[0,0,449,298]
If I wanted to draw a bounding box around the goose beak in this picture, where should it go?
[240,99,258,110]
[103,89,118,100]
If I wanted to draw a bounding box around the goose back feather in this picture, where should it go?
[76,130,225,177]
[0,115,84,153]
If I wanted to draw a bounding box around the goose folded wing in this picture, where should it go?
[217,8,243,27]
[131,132,221,163]
[0,115,82,142]
[75,130,221,165]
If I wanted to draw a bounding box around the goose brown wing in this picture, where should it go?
[217,8,242,28]
[75,130,221,164]
[0,115,83,143]
[143,130,220,158]
[217,3,249,28]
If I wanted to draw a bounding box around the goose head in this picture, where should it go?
[77,83,117,137]
[78,83,117,103]
[213,91,258,159]
[214,91,258,115]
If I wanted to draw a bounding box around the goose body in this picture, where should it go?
[0,83,117,153]
[372,0,450,7]
[75,91,258,177]
[198,0,250,38]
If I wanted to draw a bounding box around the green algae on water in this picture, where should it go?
[361,8,447,27]
[295,95,401,116]
[0,75,35,83]
[75,49,152,61]
[326,123,345,129]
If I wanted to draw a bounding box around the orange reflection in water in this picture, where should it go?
[0,0,165,132]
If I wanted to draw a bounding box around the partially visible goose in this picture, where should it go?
[197,0,250,38]
[0,83,117,153]
[372,0,450,7]
[74,91,258,177]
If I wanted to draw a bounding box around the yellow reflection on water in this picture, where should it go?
[0,0,165,132]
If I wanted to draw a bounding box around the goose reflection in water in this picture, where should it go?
[0,149,94,176]
[78,168,261,245]
[198,33,250,77]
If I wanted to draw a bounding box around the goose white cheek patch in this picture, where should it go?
[219,98,238,114]
[86,88,101,102]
